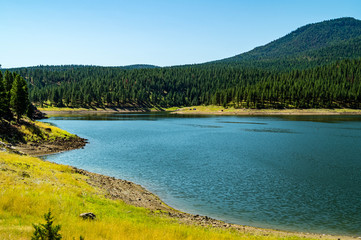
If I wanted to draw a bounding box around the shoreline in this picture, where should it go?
[72,166,358,240]
[15,136,87,157]
[39,107,361,116]
[19,145,357,239]
[172,107,361,116]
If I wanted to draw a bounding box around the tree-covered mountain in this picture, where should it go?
[2,17,361,110]
[7,58,360,110]
[216,17,361,69]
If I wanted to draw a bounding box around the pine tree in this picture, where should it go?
[32,210,62,240]
[0,72,11,119]
[3,70,14,98]
[10,75,29,121]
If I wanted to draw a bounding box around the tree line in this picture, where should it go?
[0,70,32,121]
[5,58,361,110]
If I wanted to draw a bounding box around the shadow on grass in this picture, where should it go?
[0,120,45,145]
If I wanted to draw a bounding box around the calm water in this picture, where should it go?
[42,113,361,236]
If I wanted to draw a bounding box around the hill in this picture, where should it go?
[3,17,361,110]
[217,17,361,69]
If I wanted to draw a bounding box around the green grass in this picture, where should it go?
[19,121,76,142]
[0,119,78,145]
[0,152,319,240]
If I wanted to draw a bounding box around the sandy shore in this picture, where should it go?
[173,107,361,116]
[41,109,148,115]
[41,107,361,116]
[39,106,164,116]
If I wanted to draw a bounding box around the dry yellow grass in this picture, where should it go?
[0,151,321,240]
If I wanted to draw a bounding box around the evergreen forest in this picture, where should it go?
[0,71,32,120]
[2,17,361,111]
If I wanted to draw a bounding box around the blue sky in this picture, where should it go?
[1,0,361,68]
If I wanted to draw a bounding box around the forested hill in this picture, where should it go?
[7,58,361,110]
[2,17,361,110]
[216,17,361,70]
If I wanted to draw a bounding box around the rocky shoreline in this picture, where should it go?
[14,137,87,156]
[73,167,357,240]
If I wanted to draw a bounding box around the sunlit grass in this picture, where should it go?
[18,121,76,142]
[0,152,318,239]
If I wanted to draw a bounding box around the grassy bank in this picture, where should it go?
[0,151,315,240]
[0,119,86,156]
[38,105,361,116]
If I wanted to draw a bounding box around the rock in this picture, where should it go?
[79,212,96,220]
[31,106,48,119]
[21,171,30,178]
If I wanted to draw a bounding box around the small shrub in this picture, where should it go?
[32,210,62,240]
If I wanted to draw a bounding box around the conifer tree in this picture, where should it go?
[3,70,14,99]
[0,72,9,118]
[10,75,29,121]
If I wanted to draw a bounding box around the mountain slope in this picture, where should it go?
[217,17,361,69]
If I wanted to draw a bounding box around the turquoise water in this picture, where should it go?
[42,113,361,236]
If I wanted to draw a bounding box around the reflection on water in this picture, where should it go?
[243,128,295,133]
[42,113,361,236]
[218,121,267,125]
[181,124,223,128]
[278,115,361,123]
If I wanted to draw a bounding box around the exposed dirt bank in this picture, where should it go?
[42,109,147,115]
[15,137,87,156]
[173,108,361,116]
[0,119,88,156]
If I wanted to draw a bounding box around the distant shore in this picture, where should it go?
[39,107,150,115]
[172,106,361,116]
[39,106,361,116]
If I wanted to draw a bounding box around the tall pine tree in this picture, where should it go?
[10,75,29,121]
[0,71,11,118]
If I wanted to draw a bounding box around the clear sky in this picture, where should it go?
[1,0,361,68]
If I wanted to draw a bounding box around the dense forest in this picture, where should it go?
[3,17,361,110]
[0,71,32,120]
[5,58,361,109]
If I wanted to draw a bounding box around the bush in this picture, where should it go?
[32,210,62,240]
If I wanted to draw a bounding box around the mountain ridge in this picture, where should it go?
[215,17,361,69]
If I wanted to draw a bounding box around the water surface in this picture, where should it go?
[42,113,361,236]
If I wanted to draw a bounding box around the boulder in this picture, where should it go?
[79,212,96,220]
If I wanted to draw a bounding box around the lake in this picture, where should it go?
[41,113,361,236]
